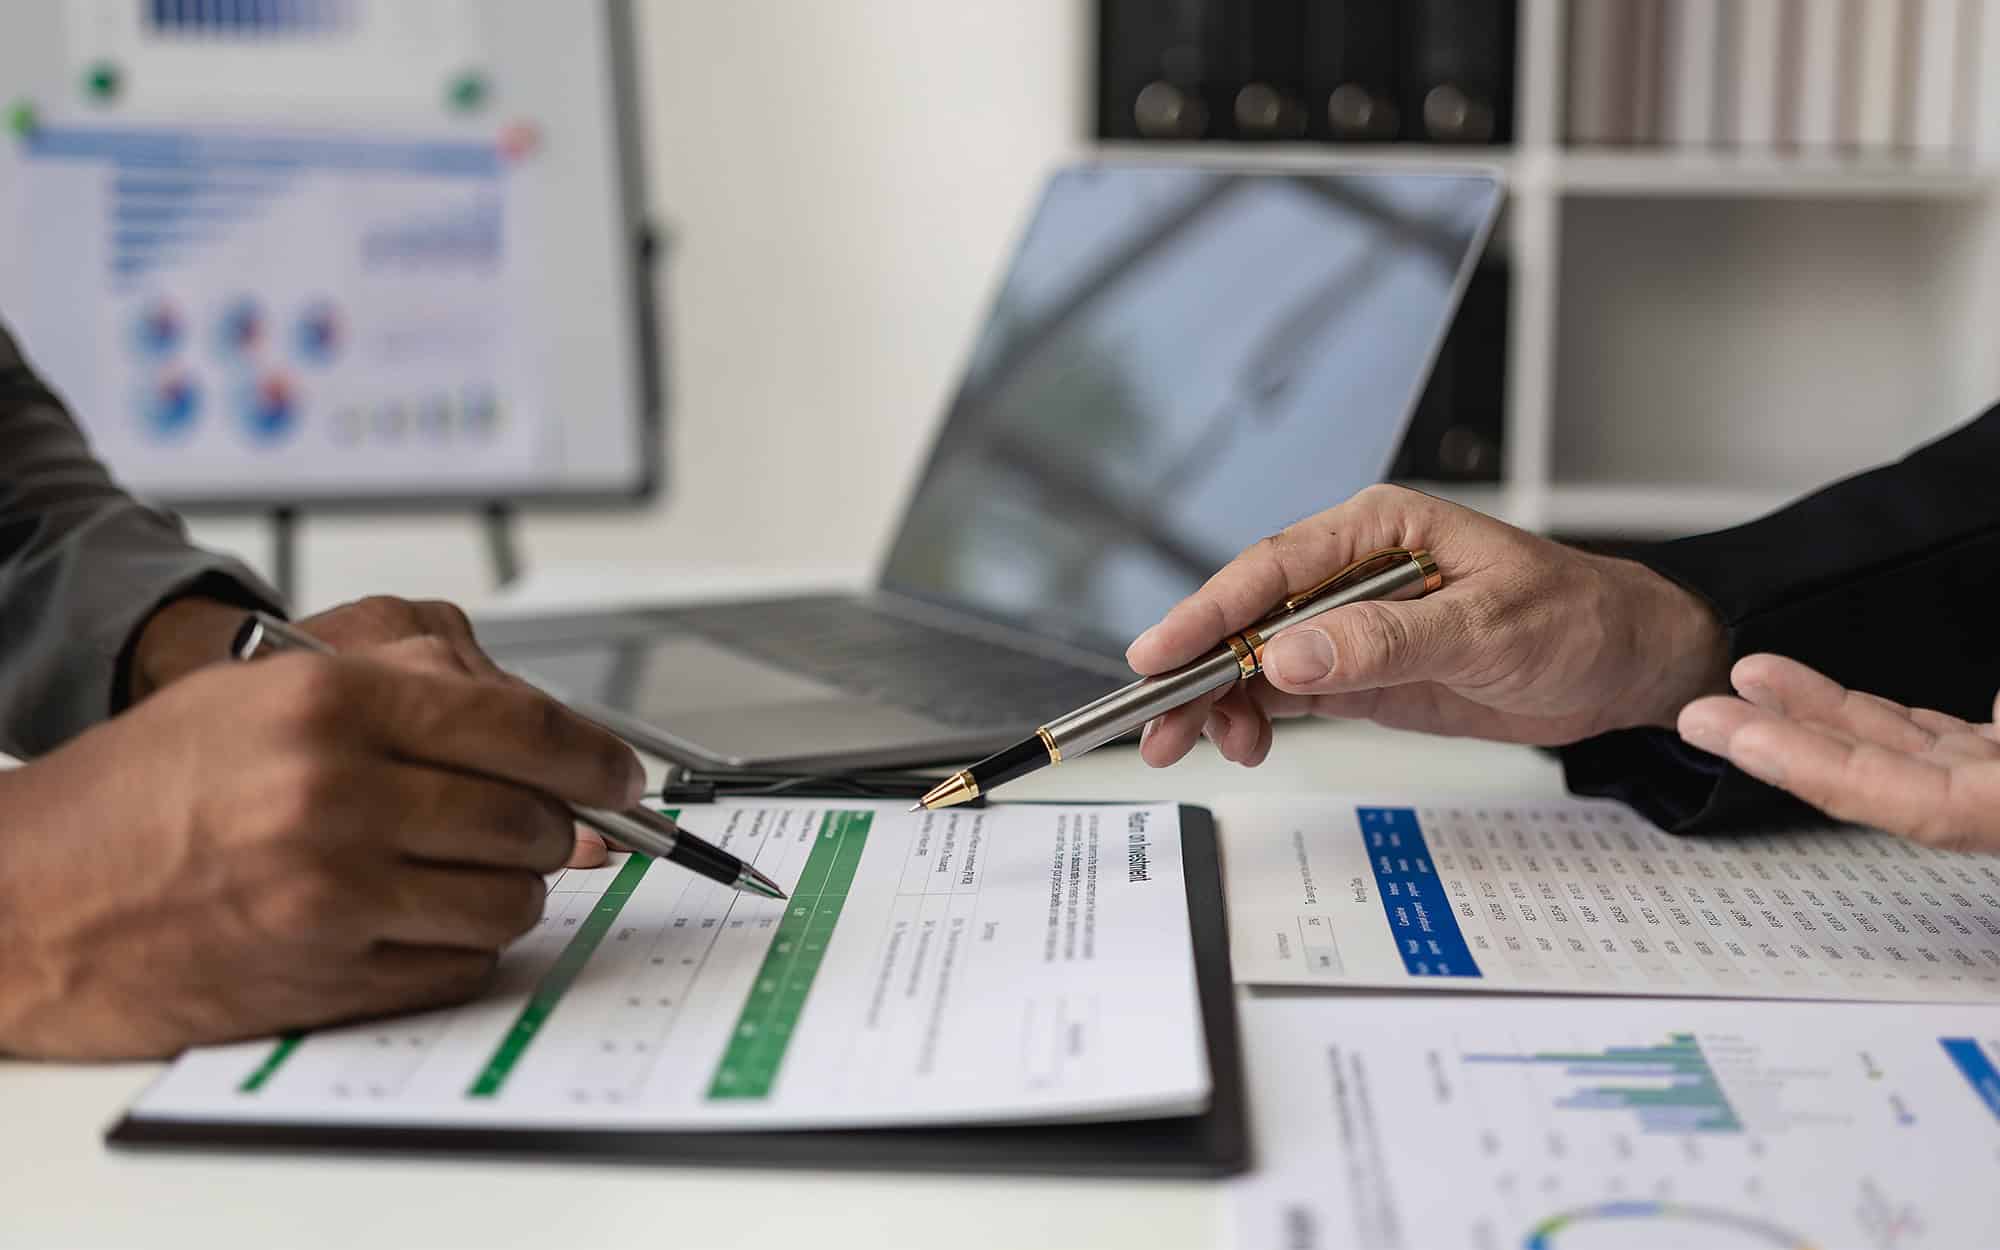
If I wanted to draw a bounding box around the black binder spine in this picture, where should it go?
[1392,259,1509,483]
[1303,0,1403,142]
[1096,0,1228,141]
[1401,0,1518,145]
[1223,0,1307,140]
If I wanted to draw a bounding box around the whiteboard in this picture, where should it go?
[0,0,656,506]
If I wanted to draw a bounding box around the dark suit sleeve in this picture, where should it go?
[1558,403,2000,833]
[0,323,283,758]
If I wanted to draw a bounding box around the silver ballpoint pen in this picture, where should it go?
[231,612,786,900]
[914,547,1442,810]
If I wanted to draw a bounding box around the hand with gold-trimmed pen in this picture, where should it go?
[1126,485,1734,767]
[914,543,1441,810]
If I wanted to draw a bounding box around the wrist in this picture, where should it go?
[128,596,250,703]
[1603,556,1732,730]
[0,770,54,1055]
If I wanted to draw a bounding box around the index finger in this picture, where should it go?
[1125,485,1432,674]
[340,653,646,809]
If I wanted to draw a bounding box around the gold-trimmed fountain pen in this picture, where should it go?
[912,547,1442,811]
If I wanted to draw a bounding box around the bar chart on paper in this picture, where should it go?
[1219,794,2000,1001]
[1232,995,2000,1250]
[125,801,1212,1132]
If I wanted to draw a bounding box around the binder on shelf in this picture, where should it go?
[1910,0,1970,158]
[1659,0,1722,148]
[1401,0,1516,145]
[1095,0,1225,141]
[1392,259,1508,484]
[1725,0,1785,149]
[1302,0,1402,142]
[1849,0,1906,151]
[1793,0,1843,150]
[1627,0,1666,145]
[1567,0,1631,144]
[1223,0,1307,140]
[1980,0,2000,163]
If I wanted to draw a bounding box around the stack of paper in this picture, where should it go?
[1217,793,2000,1249]
[126,801,1212,1134]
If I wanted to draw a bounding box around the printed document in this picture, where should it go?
[1232,993,2000,1250]
[1220,794,2000,1001]
[128,801,1209,1130]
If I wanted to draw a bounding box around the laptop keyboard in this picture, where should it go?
[669,596,1123,729]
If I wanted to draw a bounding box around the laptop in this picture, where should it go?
[477,160,1501,770]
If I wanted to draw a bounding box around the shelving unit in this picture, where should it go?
[1490,0,2000,536]
[1105,0,2000,539]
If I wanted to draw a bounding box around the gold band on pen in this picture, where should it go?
[1036,726,1063,764]
[1226,634,1259,679]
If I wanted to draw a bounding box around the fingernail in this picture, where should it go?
[1266,631,1335,685]
[622,754,648,804]
[1204,707,1233,743]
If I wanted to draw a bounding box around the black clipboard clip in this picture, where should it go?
[656,766,990,807]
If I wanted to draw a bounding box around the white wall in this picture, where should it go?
[190,0,1092,612]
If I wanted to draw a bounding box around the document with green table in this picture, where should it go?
[125,800,1210,1131]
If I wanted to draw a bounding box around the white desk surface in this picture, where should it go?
[0,573,1568,1250]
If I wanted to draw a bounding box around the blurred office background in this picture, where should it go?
[32,0,2000,611]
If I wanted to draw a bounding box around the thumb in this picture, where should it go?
[1259,598,1465,695]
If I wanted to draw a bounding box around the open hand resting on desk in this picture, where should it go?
[1127,484,1733,763]
[0,630,645,1060]
[1679,654,2000,853]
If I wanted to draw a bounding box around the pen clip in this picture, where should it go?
[1281,547,1432,612]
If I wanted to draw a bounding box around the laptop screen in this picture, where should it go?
[879,162,1500,657]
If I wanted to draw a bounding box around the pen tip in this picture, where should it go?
[741,864,787,900]
[907,801,926,813]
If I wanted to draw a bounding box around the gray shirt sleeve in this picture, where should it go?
[0,321,284,757]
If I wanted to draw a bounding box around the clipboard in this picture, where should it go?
[107,804,1247,1178]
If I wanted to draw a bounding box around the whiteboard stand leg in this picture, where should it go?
[270,506,299,607]
[484,502,522,590]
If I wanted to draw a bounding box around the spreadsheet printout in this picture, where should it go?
[1229,994,2000,1250]
[128,801,1210,1130]
[1218,794,2000,1001]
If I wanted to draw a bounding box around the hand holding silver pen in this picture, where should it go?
[915,548,1441,809]
[233,613,786,900]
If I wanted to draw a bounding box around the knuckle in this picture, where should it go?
[399,952,498,1012]
[1354,482,1410,510]
[1347,604,1411,670]
[497,874,547,939]
[261,869,350,935]
[531,689,575,751]
[267,757,348,833]
[407,634,460,669]
[1249,531,1288,564]
[276,659,350,732]
[417,599,476,638]
[523,801,576,872]
[446,951,502,997]
[355,594,419,630]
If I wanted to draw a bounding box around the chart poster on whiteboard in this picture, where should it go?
[0,1,648,503]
